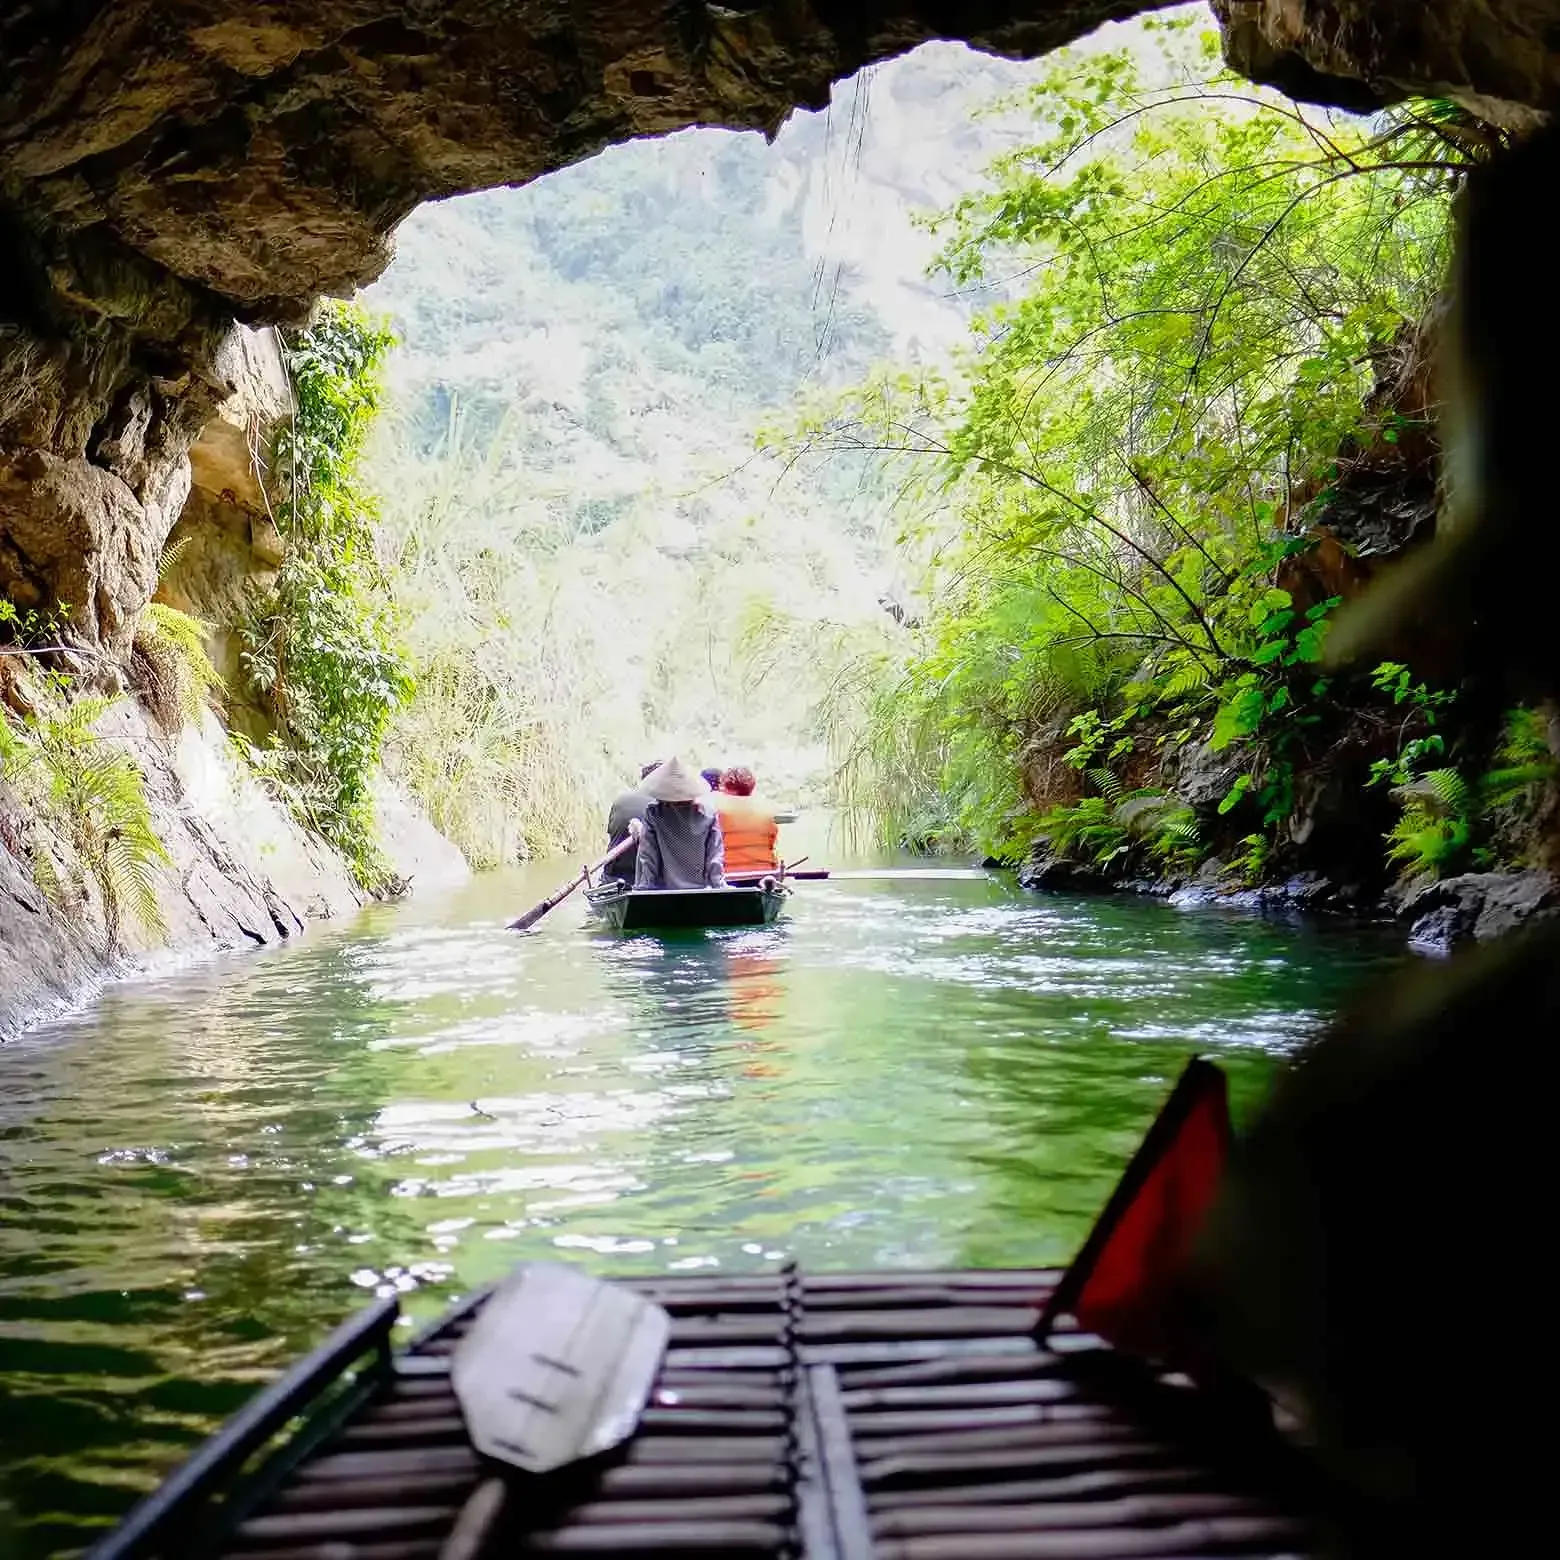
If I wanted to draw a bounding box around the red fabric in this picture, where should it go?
[1071,1064,1229,1362]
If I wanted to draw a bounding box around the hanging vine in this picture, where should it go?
[240,303,412,888]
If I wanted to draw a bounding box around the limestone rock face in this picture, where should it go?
[0,2,1146,647]
[0,699,469,1040]
[0,2,1166,321]
[190,326,293,514]
[1399,867,1560,949]
[0,446,182,655]
[2,4,1555,336]
[1212,0,1560,128]
[0,225,227,651]
[156,324,293,717]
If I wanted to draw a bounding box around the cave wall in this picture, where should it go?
[155,322,290,737]
[0,224,230,658]
[1,1,1167,654]
[4,0,1560,658]
[1213,0,1560,128]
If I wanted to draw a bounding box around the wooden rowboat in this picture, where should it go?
[586,882,788,932]
[85,1264,1326,1560]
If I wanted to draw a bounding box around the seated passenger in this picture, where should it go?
[605,759,661,886]
[714,765,780,877]
[634,758,727,890]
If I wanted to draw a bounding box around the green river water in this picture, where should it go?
[0,853,1406,1557]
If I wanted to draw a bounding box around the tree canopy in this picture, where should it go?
[792,13,1499,870]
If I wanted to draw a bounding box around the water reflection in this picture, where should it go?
[0,937,439,1557]
[598,927,789,1047]
[0,864,1406,1557]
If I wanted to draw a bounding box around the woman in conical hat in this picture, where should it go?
[633,757,726,890]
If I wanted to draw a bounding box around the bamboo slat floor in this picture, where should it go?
[100,1268,1326,1560]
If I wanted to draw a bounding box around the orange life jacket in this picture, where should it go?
[715,793,779,875]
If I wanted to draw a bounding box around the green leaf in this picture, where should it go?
[1291,623,1328,662]
[1218,774,1253,814]
[1247,589,1292,627]
[1211,687,1265,750]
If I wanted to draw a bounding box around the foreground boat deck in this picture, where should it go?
[109,1268,1324,1560]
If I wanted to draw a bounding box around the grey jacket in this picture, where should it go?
[606,787,651,884]
[634,800,726,890]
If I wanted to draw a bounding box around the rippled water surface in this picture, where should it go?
[0,857,1405,1555]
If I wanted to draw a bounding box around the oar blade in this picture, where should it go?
[506,903,550,933]
[451,1262,670,1474]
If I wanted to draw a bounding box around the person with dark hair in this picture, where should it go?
[713,764,779,877]
[604,759,661,886]
[634,758,726,890]
[700,766,724,792]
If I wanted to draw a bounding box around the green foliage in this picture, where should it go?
[0,597,72,645]
[132,601,224,728]
[364,366,910,861]
[1037,786,1201,874]
[1036,796,1131,867]
[1365,661,1458,787]
[1408,766,1473,816]
[1115,791,1202,868]
[517,132,891,411]
[1480,706,1557,811]
[1,683,169,944]
[793,15,1475,865]
[1223,832,1272,885]
[242,303,412,887]
[1368,694,1558,880]
[1386,795,1471,880]
[358,73,967,859]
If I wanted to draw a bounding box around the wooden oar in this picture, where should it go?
[724,867,996,887]
[726,858,825,888]
[831,867,993,881]
[507,836,634,932]
[451,1262,669,1472]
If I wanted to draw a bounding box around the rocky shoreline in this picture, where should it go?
[0,699,467,1042]
[1017,844,1559,953]
[2,325,468,1043]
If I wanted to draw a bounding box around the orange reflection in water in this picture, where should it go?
[728,950,784,1074]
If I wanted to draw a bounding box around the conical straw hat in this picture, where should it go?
[641,756,710,803]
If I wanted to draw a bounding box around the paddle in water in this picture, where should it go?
[508,836,635,932]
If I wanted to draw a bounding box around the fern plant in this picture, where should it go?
[1383,765,1473,881]
[33,696,170,941]
[1,688,170,943]
[1480,706,1557,810]
[1084,766,1125,806]
[1122,794,1202,870]
[1387,805,1471,881]
[132,601,225,729]
[1222,832,1271,885]
[1035,796,1131,866]
[1394,767,1472,817]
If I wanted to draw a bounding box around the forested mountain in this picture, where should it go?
[373,42,1036,447]
[358,42,1048,859]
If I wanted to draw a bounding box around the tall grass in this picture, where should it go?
[368,403,900,865]
[370,408,623,864]
[736,601,945,853]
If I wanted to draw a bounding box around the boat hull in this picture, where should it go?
[586,884,786,931]
[86,1266,1322,1560]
